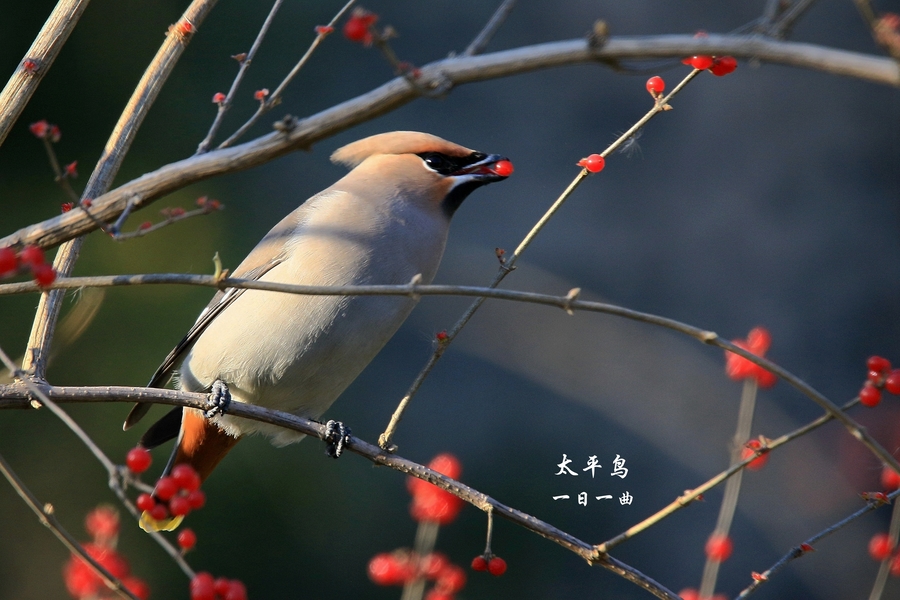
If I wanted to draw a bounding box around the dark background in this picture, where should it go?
[1,1,899,598]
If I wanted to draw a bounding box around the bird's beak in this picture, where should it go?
[452,154,513,181]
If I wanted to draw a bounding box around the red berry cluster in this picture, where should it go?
[190,572,247,600]
[867,532,900,576]
[63,506,150,600]
[127,447,206,525]
[740,439,770,471]
[858,355,900,407]
[0,245,57,287]
[705,533,733,562]
[408,454,465,524]
[470,554,507,576]
[343,7,378,45]
[368,550,467,598]
[724,326,777,388]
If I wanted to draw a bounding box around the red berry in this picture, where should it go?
[136,493,156,511]
[177,528,197,551]
[32,263,56,287]
[436,564,466,592]
[0,247,17,276]
[61,202,74,213]
[172,464,202,492]
[148,503,169,521]
[882,467,900,491]
[869,355,892,374]
[869,532,894,561]
[891,552,900,577]
[487,556,507,576]
[122,576,150,600]
[860,383,882,407]
[885,369,900,395]
[705,533,733,562]
[214,578,232,597]
[64,161,78,177]
[343,10,378,44]
[187,489,207,509]
[491,159,514,177]
[368,553,413,586]
[212,92,226,104]
[190,572,216,600]
[420,552,448,578]
[868,369,884,384]
[29,120,49,138]
[471,556,488,571]
[710,56,738,76]
[740,440,769,471]
[254,88,269,101]
[19,245,45,268]
[155,476,178,501]
[688,55,714,70]
[429,453,462,480]
[646,76,665,95]
[85,505,120,540]
[223,580,247,600]
[578,154,605,173]
[435,330,449,342]
[169,495,192,517]
[139,221,153,230]
[126,447,152,473]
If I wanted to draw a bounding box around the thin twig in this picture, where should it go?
[596,398,859,554]
[216,0,357,150]
[698,379,757,598]
[196,0,285,154]
[0,450,139,600]
[867,497,900,600]
[737,488,900,598]
[464,0,517,56]
[0,0,91,148]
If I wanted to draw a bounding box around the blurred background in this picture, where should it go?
[1,1,899,598]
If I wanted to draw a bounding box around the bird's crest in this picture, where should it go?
[331,131,474,168]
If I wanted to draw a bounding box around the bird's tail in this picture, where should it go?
[140,408,241,532]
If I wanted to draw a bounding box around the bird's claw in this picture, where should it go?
[205,380,232,419]
[323,420,351,459]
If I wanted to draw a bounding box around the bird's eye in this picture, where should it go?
[422,153,450,171]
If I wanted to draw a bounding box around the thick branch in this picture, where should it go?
[0,0,92,148]
[2,34,896,251]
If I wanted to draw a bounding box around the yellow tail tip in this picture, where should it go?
[139,510,184,532]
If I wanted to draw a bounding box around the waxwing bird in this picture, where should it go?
[124,131,512,529]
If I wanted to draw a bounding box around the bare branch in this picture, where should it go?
[2,34,896,252]
[0,0,91,148]
[464,0,517,56]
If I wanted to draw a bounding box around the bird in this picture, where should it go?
[124,131,512,529]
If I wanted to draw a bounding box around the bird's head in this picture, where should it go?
[331,131,513,217]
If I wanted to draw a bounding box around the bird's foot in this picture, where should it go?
[323,420,351,459]
[205,380,232,419]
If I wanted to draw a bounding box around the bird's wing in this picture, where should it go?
[123,208,306,432]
